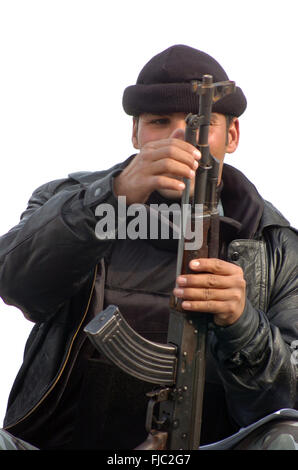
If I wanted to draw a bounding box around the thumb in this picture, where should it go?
[170,128,185,140]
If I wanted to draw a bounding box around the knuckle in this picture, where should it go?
[215,259,224,271]
[234,264,244,275]
[240,277,246,290]
[154,175,164,188]
[217,313,228,322]
[163,158,174,171]
[166,145,175,158]
[235,275,246,289]
[233,291,242,303]
[140,150,151,164]
[204,288,211,301]
[227,301,236,314]
[207,274,217,287]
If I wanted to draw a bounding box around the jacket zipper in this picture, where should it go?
[5,265,98,430]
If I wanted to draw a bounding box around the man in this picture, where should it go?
[0,45,297,450]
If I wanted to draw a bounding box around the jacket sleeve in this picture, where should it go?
[210,227,298,427]
[0,167,122,322]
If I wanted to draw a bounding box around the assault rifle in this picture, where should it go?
[84,75,236,450]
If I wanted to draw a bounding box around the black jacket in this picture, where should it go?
[0,159,297,447]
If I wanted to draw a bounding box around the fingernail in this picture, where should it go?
[178,182,185,189]
[190,170,195,178]
[193,160,199,169]
[193,149,201,159]
[177,276,187,285]
[191,260,200,267]
[173,288,184,297]
[182,301,191,309]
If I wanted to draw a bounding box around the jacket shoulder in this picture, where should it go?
[261,200,297,233]
[26,158,133,211]
[29,157,134,201]
[67,157,134,186]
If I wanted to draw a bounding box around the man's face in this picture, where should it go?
[132,112,239,200]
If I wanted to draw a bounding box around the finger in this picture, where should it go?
[173,286,242,303]
[188,258,243,275]
[181,299,226,314]
[181,299,242,326]
[180,298,244,326]
[150,157,196,180]
[176,273,235,289]
[146,139,201,163]
[150,174,186,192]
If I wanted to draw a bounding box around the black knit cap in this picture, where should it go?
[122,45,247,117]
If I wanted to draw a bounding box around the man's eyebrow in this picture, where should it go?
[145,113,168,118]
[152,113,170,117]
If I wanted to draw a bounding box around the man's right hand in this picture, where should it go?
[113,129,201,205]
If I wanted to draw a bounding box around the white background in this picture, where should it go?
[0,0,297,427]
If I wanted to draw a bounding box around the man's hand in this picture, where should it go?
[173,258,246,326]
[113,129,201,204]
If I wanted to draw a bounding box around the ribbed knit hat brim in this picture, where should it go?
[122,45,247,117]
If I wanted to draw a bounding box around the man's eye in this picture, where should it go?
[150,118,170,125]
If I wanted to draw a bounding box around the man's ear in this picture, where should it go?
[132,117,140,149]
[226,118,240,154]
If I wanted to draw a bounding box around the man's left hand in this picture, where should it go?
[173,258,246,326]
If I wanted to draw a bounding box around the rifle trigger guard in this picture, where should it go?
[145,388,170,433]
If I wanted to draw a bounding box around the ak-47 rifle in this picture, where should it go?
[84,75,236,450]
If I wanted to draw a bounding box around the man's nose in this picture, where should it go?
[173,119,187,131]
[173,119,201,144]
[170,128,185,140]
[170,118,187,140]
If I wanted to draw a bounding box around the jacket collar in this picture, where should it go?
[221,164,291,238]
[221,164,264,239]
